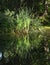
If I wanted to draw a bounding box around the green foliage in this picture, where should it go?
[0,9,30,60]
[0,10,16,52]
[16,9,31,31]
[0,0,50,64]
[31,17,42,28]
[0,0,45,14]
[30,16,44,48]
[15,35,30,57]
[0,9,44,61]
[0,11,15,33]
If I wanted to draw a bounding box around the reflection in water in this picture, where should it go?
[0,33,30,57]
[0,52,2,60]
[0,30,43,64]
[16,34,30,57]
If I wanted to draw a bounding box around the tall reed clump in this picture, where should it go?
[15,9,31,34]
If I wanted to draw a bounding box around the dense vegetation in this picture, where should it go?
[0,0,50,65]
